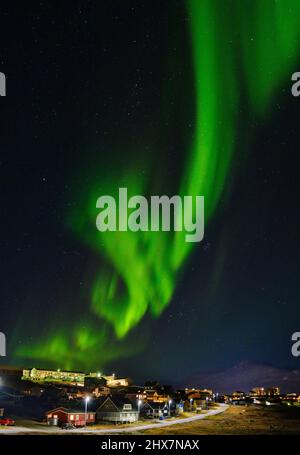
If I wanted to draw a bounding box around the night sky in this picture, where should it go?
[0,1,300,384]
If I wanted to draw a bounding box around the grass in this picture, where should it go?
[138,405,300,435]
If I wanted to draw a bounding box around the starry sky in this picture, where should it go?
[0,1,300,384]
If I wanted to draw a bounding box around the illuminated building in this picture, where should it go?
[22,368,129,388]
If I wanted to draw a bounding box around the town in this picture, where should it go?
[0,365,300,433]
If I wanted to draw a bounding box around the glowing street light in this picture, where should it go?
[168,399,172,417]
[137,399,142,416]
[84,396,90,426]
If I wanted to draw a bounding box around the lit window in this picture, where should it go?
[70,415,74,420]
[53,415,58,418]
[48,414,52,418]
[76,415,79,420]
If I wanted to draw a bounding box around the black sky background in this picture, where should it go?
[0,1,300,384]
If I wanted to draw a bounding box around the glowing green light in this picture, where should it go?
[15,0,300,369]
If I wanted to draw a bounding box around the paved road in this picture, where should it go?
[0,404,229,434]
[80,404,229,434]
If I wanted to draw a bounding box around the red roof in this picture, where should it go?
[46,406,95,415]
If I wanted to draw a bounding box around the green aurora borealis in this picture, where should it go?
[15,0,300,370]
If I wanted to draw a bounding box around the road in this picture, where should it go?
[80,404,229,434]
[0,404,229,434]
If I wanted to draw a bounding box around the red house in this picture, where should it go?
[46,407,95,427]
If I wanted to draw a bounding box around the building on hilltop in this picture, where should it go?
[22,368,130,389]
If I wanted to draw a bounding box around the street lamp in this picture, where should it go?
[190,398,193,411]
[84,396,90,426]
[168,399,172,417]
[137,399,142,416]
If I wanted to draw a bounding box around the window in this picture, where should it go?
[70,415,74,420]
[123,404,132,410]
[53,415,58,418]
[76,415,79,421]
[89,414,94,419]
[48,414,52,418]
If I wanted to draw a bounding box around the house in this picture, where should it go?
[232,391,246,399]
[265,387,280,396]
[102,375,130,388]
[96,396,138,423]
[186,388,213,400]
[46,406,95,426]
[92,386,111,398]
[141,401,168,418]
[284,393,300,403]
[144,389,169,403]
[184,388,212,412]
[250,387,266,397]
[121,385,146,401]
[83,377,110,398]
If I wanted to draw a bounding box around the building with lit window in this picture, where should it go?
[96,396,138,423]
[22,368,86,385]
[46,406,95,426]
